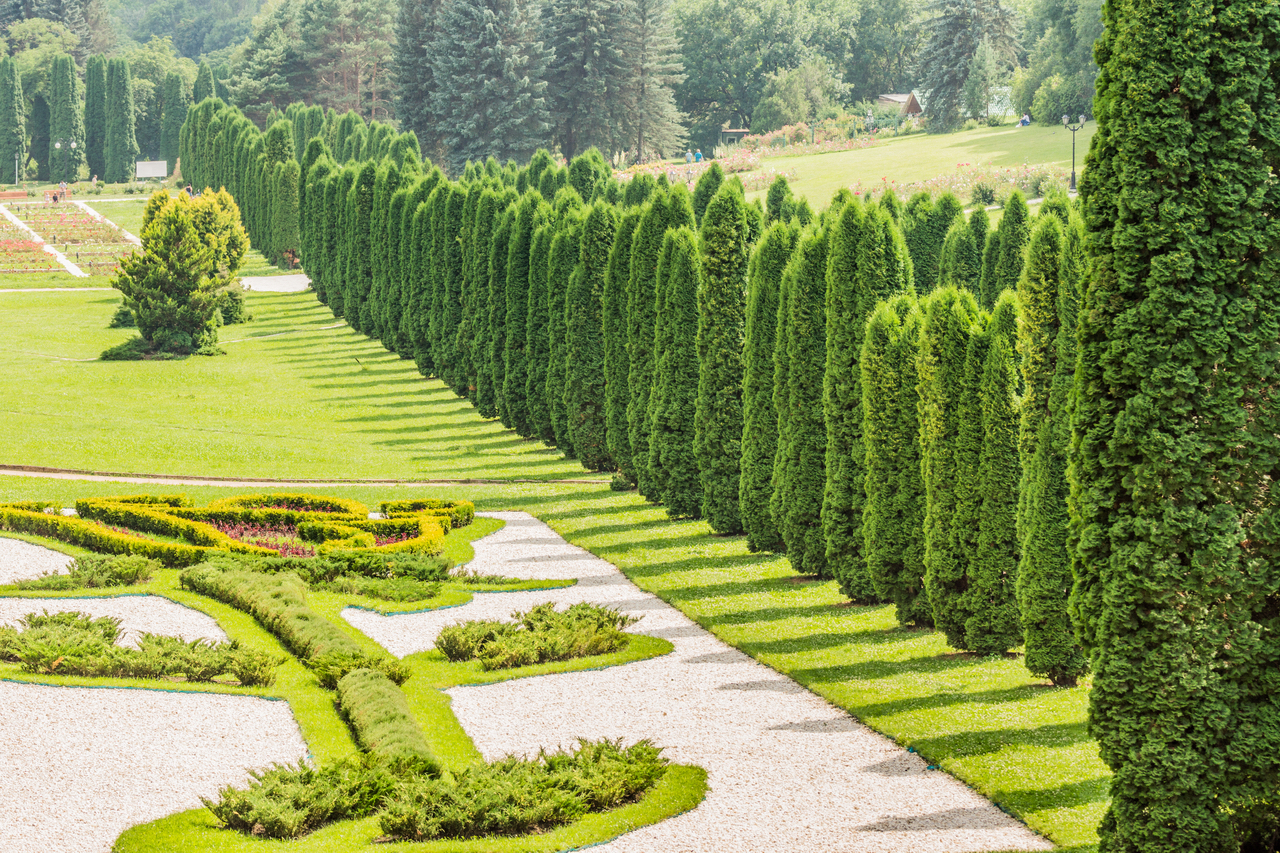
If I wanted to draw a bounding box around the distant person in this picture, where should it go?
[686,149,693,164]
[694,149,703,163]
[1020,113,1031,126]
[184,184,194,198]
[58,180,67,201]
[90,174,97,189]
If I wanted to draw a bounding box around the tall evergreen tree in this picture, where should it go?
[564,202,617,470]
[992,189,1030,299]
[776,226,829,574]
[604,207,642,483]
[546,0,628,157]
[344,161,377,336]
[469,189,502,415]
[83,54,106,180]
[937,219,980,291]
[393,0,443,157]
[691,161,723,225]
[740,220,797,552]
[649,226,703,516]
[484,206,516,418]
[429,0,552,174]
[919,0,1017,131]
[104,58,139,183]
[193,61,216,104]
[0,58,24,184]
[30,96,50,182]
[904,191,963,292]
[918,286,980,648]
[695,183,750,533]
[1017,211,1086,686]
[977,227,1001,309]
[503,191,550,436]
[48,55,85,183]
[525,220,557,443]
[862,294,930,626]
[547,202,584,454]
[627,191,671,499]
[616,0,687,160]
[273,159,302,265]
[161,72,191,177]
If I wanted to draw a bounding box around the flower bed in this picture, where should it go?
[0,218,59,272]
[8,204,137,272]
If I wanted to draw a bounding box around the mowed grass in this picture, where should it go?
[0,289,598,482]
[0,271,114,289]
[753,122,1098,209]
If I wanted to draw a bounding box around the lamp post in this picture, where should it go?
[13,151,18,188]
[1062,114,1086,191]
[52,139,77,183]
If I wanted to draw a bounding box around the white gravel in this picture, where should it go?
[0,595,227,647]
[0,680,308,853]
[343,511,1054,853]
[242,273,310,292]
[0,538,74,585]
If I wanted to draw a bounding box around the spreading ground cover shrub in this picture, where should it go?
[436,602,638,671]
[379,739,668,841]
[336,668,439,763]
[0,610,281,685]
[179,563,408,688]
[14,553,158,590]
[317,575,442,602]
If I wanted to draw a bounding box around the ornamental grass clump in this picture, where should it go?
[14,553,158,590]
[435,602,638,671]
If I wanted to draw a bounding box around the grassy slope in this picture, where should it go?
[754,122,1097,210]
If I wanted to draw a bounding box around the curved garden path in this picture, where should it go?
[345,512,1054,853]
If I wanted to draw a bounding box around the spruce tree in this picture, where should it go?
[83,54,106,181]
[0,58,24,184]
[546,0,628,160]
[1017,212,1086,686]
[695,183,750,533]
[503,192,550,436]
[740,221,797,552]
[965,290,1021,653]
[992,190,1030,300]
[691,161,723,225]
[777,226,829,574]
[161,73,191,177]
[862,295,930,626]
[49,56,85,183]
[918,286,980,648]
[104,59,139,183]
[604,207,642,483]
[649,226,702,517]
[627,191,671,499]
[564,203,617,470]
[547,208,584,455]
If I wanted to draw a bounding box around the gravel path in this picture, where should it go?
[0,595,227,647]
[242,274,310,292]
[0,681,308,853]
[0,537,73,585]
[343,512,1055,853]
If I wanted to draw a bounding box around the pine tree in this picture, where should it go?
[161,72,191,177]
[918,286,980,648]
[83,54,106,181]
[104,58,139,183]
[48,56,85,183]
[0,58,24,184]
[429,0,552,174]
[776,226,829,574]
[992,189,1030,300]
[695,183,750,533]
[1017,211,1086,686]
[546,0,628,158]
[691,161,723,225]
[547,206,584,454]
[503,191,550,436]
[649,226,702,516]
[965,290,1021,653]
[862,294,930,626]
[564,202,617,470]
[740,221,797,552]
[604,207,642,482]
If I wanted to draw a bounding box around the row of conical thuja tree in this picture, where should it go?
[180,100,1084,684]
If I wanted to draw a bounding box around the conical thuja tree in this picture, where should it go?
[485,204,516,421]
[695,184,751,534]
[161,72,190,177]
[649,227,703,518]
[49,55,85,183]
[776,226,829,575]
[692,161,724,225]
[627,190,671,499]
[992,190,1030,300]
[645,231,678,504]
[564,202,617,471]
[964,291,1021,654]
[547,203,584,455]
[504,191,550,437]
[740,221,798,552]
[525,220,557,444]
[862,294,930,626]
[1017,211,1086,686]
[604,207,642,484]
[0,58,24,184]
[937,219,980,292]
[104,59,139,183]
[83,55,106,181]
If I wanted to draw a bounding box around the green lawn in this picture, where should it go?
[751,122,1097,210]
[0,271,113,289]
[0,285,1108,850]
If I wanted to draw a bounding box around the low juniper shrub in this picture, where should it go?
[16,553,158,590]
[436,602,638,671]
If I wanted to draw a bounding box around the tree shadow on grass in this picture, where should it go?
[738,624,925,657]
[848,683,1067,720]
[999,775,1110,815]
[909,720,1093,759]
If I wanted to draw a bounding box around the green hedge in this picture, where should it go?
[337,668,439,765]
[1,506,222,567]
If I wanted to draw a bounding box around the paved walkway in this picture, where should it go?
[344,512,1054,853]
[242,273,310,292]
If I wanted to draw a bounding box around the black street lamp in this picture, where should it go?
[1062,114,1087,191]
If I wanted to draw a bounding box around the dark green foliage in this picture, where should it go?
[436,184,469,394]
[104,59,139,183]
[765,175,793,224]
[336,668,438,763]
[161,73,191,177]
[623,173,656,207]
[937,219,980,291]
[481,204,516,419]
[903,191,963,292]
[272,159,301,265]
[1016,212,1085,686]
[965,290,1021,653]
[695,184,750,534]
[691,161,724,224]
[740,221,797,552]
[83,55,106,180]
[525,221,557,443]
[648,227,702,518]
[992,190,1030,302]
[344,161,377,334]
[378,739,667,840]
[564,203,617,470]
[967,207,989,259]
[566,148,610,199]
[862,295,930,626]
[977,228,1001,309]
[503,192,550,435]
[31,95,50,182]
[546,204,584,454]
[918,286,980,647]
[0,59,23,183]
[604,207,642,482]
[49,56,85,183]
[436,602,637,670]
[776,227,829,574]
[627,191,671,499]
[193,62,215,104]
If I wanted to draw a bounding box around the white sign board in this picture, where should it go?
[135,161,167,179]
